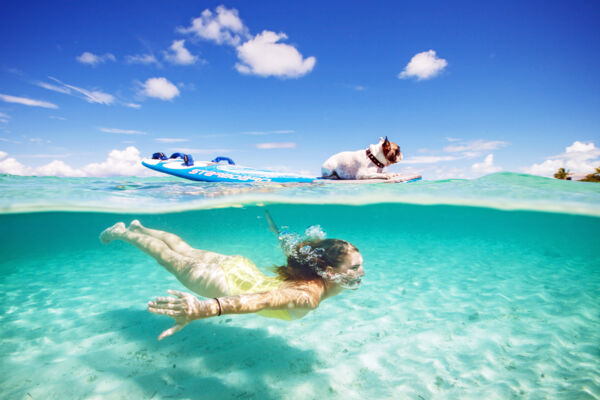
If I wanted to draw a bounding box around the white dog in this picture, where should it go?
[321,137,403,180]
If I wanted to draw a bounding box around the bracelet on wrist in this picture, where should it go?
[213,297,222,316]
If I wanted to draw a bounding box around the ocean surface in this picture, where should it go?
[0,172,599,399]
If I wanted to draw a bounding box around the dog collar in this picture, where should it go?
[366,149,385,168]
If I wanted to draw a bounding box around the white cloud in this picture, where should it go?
[76,52,116,66]
[0,93,58,109]
[0,150,7,159]
[177,5,248,46]
[81,146,151,176]
[566,141,597,154]
[178,6,314,78]
[35,160,87,177]
[398,50,448,80]
[99,127,146,135]
[155,138,188,143]
[39,78,135,108]
[235,31,316,78]
[126,54,159,65]
[522,141,600,176]
[164,40,199,65]
[46,77,114,105]
[36,81,71,94]
[523,160,562,177]
[49,115,66,120]
[0,155,31,175]
[256,142,296,149]
[140,77,180,100]
[65,85,113,105]
[0,112,9,123]
[472,154,501,175]
[76,52,98,65]
[444,140,509,154]
[0,146,160,177]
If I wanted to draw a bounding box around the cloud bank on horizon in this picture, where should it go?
[522,141,600,177]
[0,147,156,177]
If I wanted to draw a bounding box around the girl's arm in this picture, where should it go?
[147,283,324,340]
[217,284,323,314]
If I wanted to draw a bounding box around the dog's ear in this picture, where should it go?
[383,136,390,146]
[378,137,384,143]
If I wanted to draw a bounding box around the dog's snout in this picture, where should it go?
[395,147,402,161]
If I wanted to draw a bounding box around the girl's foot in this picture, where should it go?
[128,219,144,232]
[100,222,127,244]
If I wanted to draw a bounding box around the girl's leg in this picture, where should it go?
[128,220,222,260]
[100,222,229,298]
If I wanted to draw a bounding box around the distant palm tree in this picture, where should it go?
[581,166,600,182]
[553,167,572,180]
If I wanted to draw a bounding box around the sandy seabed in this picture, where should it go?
[1,207,599,399]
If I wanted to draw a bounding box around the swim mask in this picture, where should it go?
[316,269,362,290]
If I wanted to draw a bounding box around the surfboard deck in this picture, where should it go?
[142,159,421,183]
[142,159,316,183]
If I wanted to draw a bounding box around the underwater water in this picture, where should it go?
[0,172,599,399]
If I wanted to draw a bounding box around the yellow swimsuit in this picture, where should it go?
[220,256,292,321]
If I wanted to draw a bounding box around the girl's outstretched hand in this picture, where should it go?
[147,289,210,340]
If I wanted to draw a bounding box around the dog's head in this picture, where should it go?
[380,137,402,164]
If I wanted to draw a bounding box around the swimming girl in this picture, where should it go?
[100,213,364,340]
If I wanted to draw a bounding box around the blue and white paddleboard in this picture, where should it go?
[142,159,316,183]
[142,159,422,184]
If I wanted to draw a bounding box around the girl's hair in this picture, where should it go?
[275,239,359,281]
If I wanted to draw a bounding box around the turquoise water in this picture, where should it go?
[1,173,599,399]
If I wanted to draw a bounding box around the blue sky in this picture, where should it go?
[1,0,599,179]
